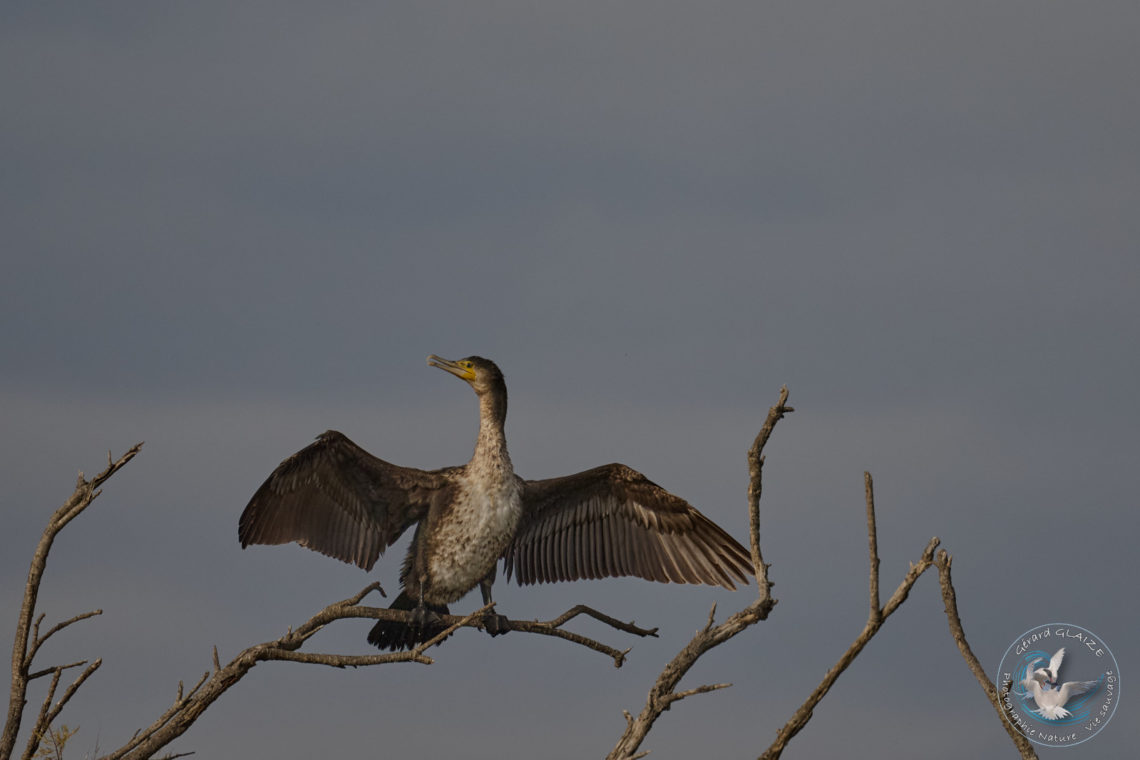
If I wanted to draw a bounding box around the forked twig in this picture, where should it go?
[759,469,940,760]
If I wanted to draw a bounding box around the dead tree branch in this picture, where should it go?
[481,607,656,667]
[747,385,791,600]
[759,470,940,760]
[864,472,881,624]
[608,387,792,760]
[3,443,142,760]
[935,551,1038,759]
[103,586,658,760]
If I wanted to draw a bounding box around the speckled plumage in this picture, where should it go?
[239,355,754,651]
[423,470,521,603]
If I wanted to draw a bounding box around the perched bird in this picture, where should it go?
[1022,648,1099,720]
[239,355,754,650]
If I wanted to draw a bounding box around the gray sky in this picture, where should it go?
[3,2,1137,758]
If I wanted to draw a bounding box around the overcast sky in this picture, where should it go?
[2,3,1137,758]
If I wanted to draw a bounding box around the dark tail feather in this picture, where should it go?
[366,592,450,651]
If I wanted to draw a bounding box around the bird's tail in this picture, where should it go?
[366,592,450,651]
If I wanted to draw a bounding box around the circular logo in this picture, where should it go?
[995,623,1119,748]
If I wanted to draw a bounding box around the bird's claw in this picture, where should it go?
[482,612,511,637]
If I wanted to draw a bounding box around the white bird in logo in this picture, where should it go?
[1022,648,1099,720]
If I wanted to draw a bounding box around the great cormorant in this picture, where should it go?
[238,356,753,650]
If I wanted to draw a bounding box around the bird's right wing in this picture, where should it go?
[238,430,450,571]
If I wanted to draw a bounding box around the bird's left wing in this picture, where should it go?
[504,463,754,590]
[1048,648,1067,678]
[1023,659,1045,690]
[1059,679,1099,701]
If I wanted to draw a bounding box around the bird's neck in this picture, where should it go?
[471,390,511,471]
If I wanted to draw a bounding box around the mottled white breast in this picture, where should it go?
[428,470,522,603]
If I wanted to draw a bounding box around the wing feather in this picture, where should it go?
[506,463,754,590]
[238,430,446,571]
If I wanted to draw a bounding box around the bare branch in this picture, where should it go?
[23,669,61,760]
[880,537,941,619]
[542,605,658,638]
[27,661,88,682]
[607,598,772,760]
[935,551,1038,759]
[293,597,657,669]
[101,587,657,760]
[3,444,142,760]
[263,650,432,667]
[25,611,103,669]
[747,386,792,598]
[864,472,881,624]
[22,659,101,760]
[660,682,731,709]
[487,605,657,667]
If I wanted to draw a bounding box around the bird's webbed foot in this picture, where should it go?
[410,604,444,630]
[482,611,511,637]
[367,592,450,651]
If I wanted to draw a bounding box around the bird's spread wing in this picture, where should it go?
[238,430,448,571]
[1023,659,1045,690]
[1059,679,1098,702]
[504,463,754,590]
[1048,648,1066,678]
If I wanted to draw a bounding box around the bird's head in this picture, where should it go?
[428,355,505,397]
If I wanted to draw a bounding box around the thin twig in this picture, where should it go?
[26,661,88,682]
[660,682,731,708]
[864,472,880,624]
[935,551,1038,759]
[542,605,659,637]
[747,386,792,598]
